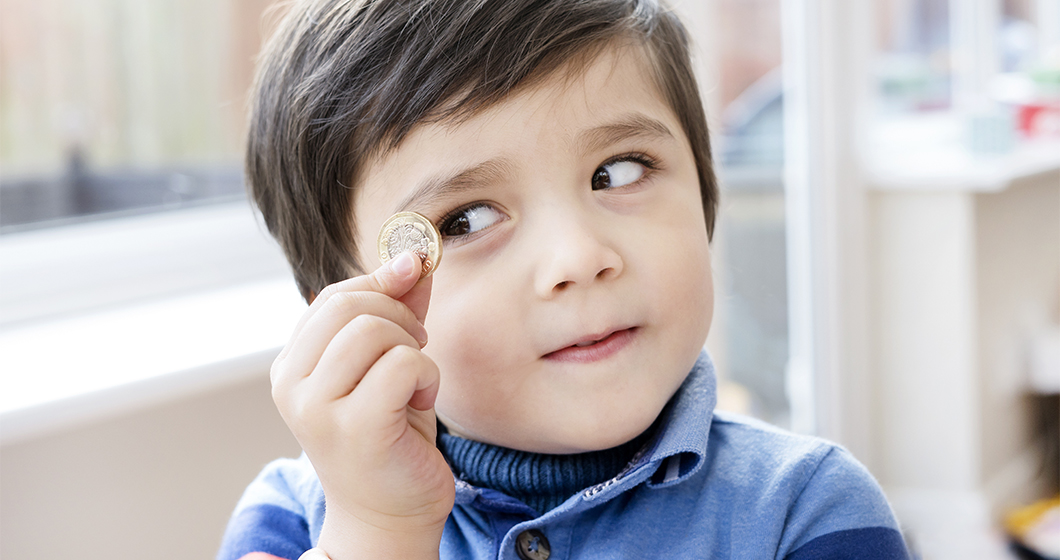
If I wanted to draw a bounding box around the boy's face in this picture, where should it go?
[355,45,714,454]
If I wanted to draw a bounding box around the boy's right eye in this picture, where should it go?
[437,203,507,239]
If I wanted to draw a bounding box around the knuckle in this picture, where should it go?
[281,386,320,423]
[270,370,298,406]
[271,382,293,417]
[288,393,312,421]
[270,360,290,393]
[316,292,364,325]
[315,281,342,302]
[386,343,422,367]
[347,313,390,337]
[362,274,386,295]
[325,290,363,313]
[271,383,284,406]
[366,265,400,293]
[326,291,387,320]
[318,290,414,330]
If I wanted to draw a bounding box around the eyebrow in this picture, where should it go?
[395,157,514,214]
[393,114,674,214]
[577,114,675,155]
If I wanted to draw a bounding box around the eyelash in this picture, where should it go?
[436,203,495,241]
[434,151,662,240]
[602,152,660,172]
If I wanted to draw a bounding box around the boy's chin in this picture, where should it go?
[558,426,657,455]
[439,406,664,455]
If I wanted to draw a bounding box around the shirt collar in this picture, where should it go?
[638,349,717,488]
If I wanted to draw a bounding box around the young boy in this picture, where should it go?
[219,0,909,558]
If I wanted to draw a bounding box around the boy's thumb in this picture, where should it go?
[399,273,433,325]
[371,251,433,323]
[366,251,422,297]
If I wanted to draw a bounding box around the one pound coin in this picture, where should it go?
[377,211,443,279]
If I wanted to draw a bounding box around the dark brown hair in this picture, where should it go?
[247,0,718,302]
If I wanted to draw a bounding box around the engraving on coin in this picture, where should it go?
[377,211,442,279]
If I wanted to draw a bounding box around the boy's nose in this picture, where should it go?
[532,216,624,298]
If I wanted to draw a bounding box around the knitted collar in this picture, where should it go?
[437,425,653,516]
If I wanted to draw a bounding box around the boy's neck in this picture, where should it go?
[436,422,655,515]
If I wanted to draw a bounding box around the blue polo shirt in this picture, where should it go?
[219,352,909,559]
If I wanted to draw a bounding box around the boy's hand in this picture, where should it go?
[271,252,453,559]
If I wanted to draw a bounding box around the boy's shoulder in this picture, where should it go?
[707,409,843,470]
[705,409,890,512]
[232,454,322,517]
[689,410,905,557]
[643,355,883,504]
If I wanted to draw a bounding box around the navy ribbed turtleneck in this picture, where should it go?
[436,426,652,516]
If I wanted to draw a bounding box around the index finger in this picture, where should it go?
[279,252,423,362]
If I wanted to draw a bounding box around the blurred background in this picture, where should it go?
[1,0,1058,558]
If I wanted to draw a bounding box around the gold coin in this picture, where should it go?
[376,211,443,279]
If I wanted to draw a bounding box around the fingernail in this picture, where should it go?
[416,324,429,347]
[391,252,417,277]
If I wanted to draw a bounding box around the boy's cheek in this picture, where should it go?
[422,285,522,391]
[636,224,712,301]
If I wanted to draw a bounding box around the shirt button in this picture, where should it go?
[515,529,551,560]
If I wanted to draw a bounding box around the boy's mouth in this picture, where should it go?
[543,327,638,363]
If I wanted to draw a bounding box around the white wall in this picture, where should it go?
[0,370,300,560]
[867,169,1060,559]
[976,176,1060,511]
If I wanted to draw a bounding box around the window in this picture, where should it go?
[0,0,283,231]
[0,0,290,320]
[679,0,792,428]
[0,0,296,434]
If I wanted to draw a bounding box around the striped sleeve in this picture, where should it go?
[217,456,322,560]
[785,527,909,560]
[235,553,293,560]
[217,504,311,560]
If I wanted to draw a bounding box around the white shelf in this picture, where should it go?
[865,114,1060,192]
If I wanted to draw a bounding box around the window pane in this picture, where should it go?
[0,0,278,231]
[875,0,953,113]
[709,0,791,428]
[997,0,1060,141]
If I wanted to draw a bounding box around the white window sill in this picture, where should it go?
[0,200,310,444]
[0,279,306,444]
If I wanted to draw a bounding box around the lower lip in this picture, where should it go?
[544,328,637,364]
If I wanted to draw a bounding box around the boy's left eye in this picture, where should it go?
[591,158,647,191]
